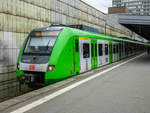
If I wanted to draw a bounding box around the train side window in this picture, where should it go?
[91,44,94,57]
[113,45,116,54]
[95,44,97,56]
[75,40,79,52]
[83,43,90,58]
[116,45,119,53]
[105,44,108,55]
[122,43,124,52]
[98,44,103,56]
[119,44,121,53]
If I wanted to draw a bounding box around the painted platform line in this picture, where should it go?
[10,53,145,113]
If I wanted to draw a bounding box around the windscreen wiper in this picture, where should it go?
[46,40,51,50]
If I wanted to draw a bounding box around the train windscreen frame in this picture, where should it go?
[23,30,61,55]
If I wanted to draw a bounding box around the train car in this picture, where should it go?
[16,25,148,86]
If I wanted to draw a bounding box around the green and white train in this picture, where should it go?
[16,25,149,86]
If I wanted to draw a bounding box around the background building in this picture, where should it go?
[112,0,150,15]
[108,6,131,14]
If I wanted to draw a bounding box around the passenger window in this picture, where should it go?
[119,44,122,52]
[91,44,94,57]
[113,45,116,54]
[75,40,79,52]
[83,43,90,58]
[105,44,108,55]
[98,44,103,56]
[95,44,97,56]
[116,45,118,53]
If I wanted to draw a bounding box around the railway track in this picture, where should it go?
[0,78,33,102]
[0,79,17,86]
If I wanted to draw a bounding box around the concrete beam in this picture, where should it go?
[119,14,150,25]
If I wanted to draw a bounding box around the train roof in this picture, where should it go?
[32,25,150,46]
[33,26,64,32]
[66,27,149,45]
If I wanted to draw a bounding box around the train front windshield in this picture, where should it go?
[24,30,61,55]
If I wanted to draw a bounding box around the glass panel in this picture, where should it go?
[95,44,97,56]
[113,45,116,54]
[24,30,61,55]
[105,44,109,55]
[83,43,90,58]
[98,44,103,56]
[75,40,79,52]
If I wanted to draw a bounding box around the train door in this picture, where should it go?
[112,42,119,62]
[97,40,109,66]
[91,40,98,69]
[104,41,109,65]
[79,38,91,73]
[97,40,105,67]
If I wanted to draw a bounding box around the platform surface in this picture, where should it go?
[4,53,150,113]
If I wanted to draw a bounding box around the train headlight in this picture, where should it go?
[47,65,56,71]
[17,63,20,70]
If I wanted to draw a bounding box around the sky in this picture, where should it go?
[82,0,112,13]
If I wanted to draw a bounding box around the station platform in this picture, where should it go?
[1,53,150,113]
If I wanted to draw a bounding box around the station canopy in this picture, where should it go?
[119,14,150,41]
